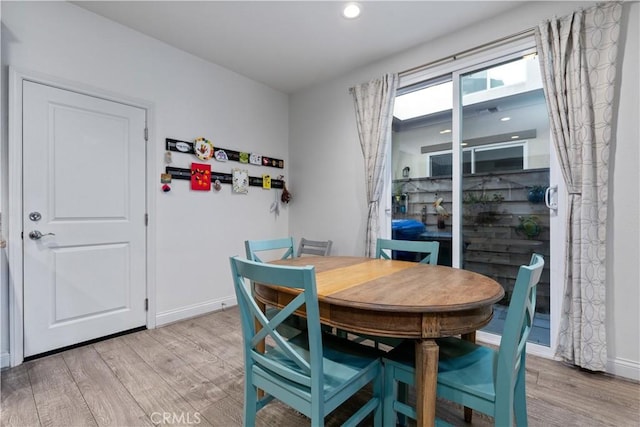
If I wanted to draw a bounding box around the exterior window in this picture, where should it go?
[426,141,527,177]
[462,60,528,96]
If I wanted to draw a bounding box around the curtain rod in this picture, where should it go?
[399,27,536,77]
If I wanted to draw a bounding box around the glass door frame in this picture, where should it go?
[388,36,563,358]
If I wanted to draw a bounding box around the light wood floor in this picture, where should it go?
[2,307,638,426]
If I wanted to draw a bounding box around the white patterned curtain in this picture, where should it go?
[535,2,622,372]
[350,74,399,257]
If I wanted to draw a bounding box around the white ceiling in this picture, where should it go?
[73,1,524,94]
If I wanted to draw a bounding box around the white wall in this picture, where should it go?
[290,1,639,380]
[1,1,289,362]
[608,1,640,381]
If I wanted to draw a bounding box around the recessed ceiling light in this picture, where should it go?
[439,129,452,134]
[500,117,511,121]
[343,3,361,19]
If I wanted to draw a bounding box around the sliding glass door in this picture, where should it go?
[390,41,561,352]
[458,54,551,344]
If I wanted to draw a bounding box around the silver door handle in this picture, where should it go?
[29,230,55,240]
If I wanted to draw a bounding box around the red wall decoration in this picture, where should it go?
[191,162,211,191]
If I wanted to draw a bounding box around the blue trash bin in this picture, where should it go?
[391,219,426,261]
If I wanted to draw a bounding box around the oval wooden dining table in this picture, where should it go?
[253,256,504,427]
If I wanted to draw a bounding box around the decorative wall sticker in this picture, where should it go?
[239,152,249,163]
[214,149,228,161]
[194,137,214,161]
[232,168,249,194]
[172,141,191,153]
[262,174,271,189]
[161,173,172,183]
[262,157,282,168]
[250,153,262,165]
[191,162,211,191]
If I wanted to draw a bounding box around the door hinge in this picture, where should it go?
[144,298,149,311]
[144,213,149,226]
[144,127,148,142]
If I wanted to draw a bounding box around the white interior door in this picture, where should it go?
[23,81,147,357]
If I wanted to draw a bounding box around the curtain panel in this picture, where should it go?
[350,74,399,257]
[536,1,622,372]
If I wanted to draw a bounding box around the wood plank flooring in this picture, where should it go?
[2,307,639,426]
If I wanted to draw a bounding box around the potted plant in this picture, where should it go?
[463,191,504,225]
[527,185,548,204]
[515,215,541,239]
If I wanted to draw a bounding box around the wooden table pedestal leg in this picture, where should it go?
[461,331,476,422]
[415,339,439,427]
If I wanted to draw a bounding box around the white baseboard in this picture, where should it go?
[1,352,11,369]
[607,357,640,382]
[155,297,237,327]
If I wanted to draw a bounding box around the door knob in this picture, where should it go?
[29,230,55,240]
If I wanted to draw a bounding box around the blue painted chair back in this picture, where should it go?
[375,238,440,265]
[245,237,295,262]
[495,253,545,406]
[230,256,383,426]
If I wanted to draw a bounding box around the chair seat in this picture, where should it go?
[435,337,497,403]
[257,332,383,408]
[386,337,498,403]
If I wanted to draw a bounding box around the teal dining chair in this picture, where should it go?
[229,256,384,427]
[245,237,302,337]
[340,238,441,349]
[382,253,545,427]
[245,237,296,262]
[298,237,333,257]
[376,238,440,265]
